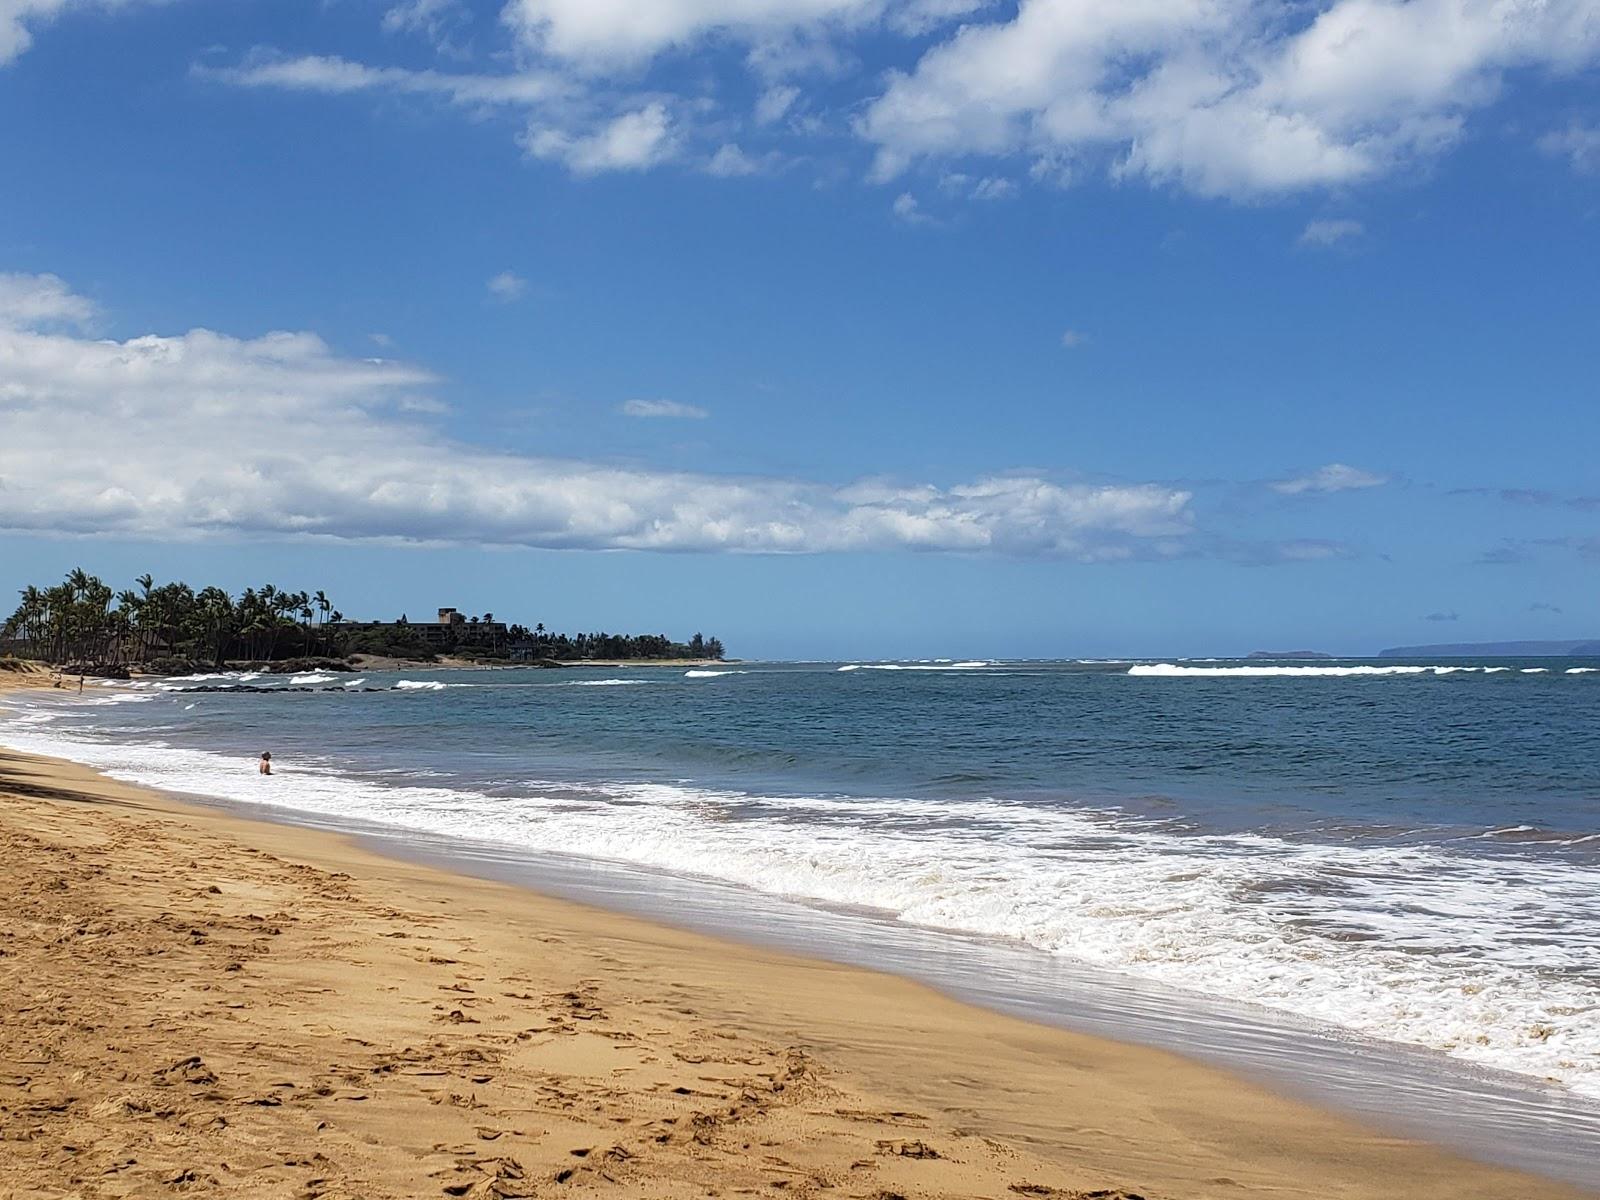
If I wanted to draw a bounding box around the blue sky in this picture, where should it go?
[1,0,1597,657]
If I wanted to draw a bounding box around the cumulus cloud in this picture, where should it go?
[500,0,878,67]
[1271,463,1389,495]
[620,398,709,420]
[486,270,527,301]
[859,0,1600,197]
[0,273,1196,559]
[0,271,94,327]
[755,83,800,125]
[1298,217,1365,247]
[522,103,677,174]
[891,191,933,224]
[0,0,165,66]
[706,142,762,177]
[196,1,1600,195]
[207,55,679,179]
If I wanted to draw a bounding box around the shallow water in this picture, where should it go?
[4,657,1598,1181]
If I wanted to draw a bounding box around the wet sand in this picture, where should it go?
[0,733,1591,1199]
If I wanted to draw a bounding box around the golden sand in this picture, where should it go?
[0,720,1588,1199]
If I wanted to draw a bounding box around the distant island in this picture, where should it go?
[2,569,726,674]
[1248,650,1334,660]
[1379,639,1600,657]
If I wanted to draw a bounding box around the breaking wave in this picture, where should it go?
[838,661,992,672]
[1131,663,1560,678]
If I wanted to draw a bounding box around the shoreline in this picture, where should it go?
[1,737,1593,1198]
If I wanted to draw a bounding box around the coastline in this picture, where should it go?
[1,736,1592,1199]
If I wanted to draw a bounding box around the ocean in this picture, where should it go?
[5,657,1598,1177]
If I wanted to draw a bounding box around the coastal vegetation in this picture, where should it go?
[2,569,724,671]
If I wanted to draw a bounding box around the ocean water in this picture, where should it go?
[4,658,1599,1142]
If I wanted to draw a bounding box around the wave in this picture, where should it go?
[685,669,745,678]
[127,671,265,692]
[1569,668,1599,675]
[838,661,992,672]
[567,679,649,687]
[288,672,337,686]
[1131,663,1552,678]
[4,703,1597,1102]
[393,680,448,691]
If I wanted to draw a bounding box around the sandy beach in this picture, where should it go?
[0,683,1589,1198]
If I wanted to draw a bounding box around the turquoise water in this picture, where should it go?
[5,656,1598,1113]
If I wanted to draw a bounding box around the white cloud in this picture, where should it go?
[621,398,710,420]
[755,83,800,124]
[486,270,527,301]
[970,175,1016,200]
[207,55,681,179]
[706,142,761,176]
[501,0,878,66]
[381,0,461,43]
[1298,217,1365,247]
[1539,122,1600,174]
[201,1,1600,197]
[892,191,933,223]
[859,0,1600,198]
[522,102,677,174]
[0,271,94,327]
[0,273,1195,559]
[1272,463,1390,495]
[1,0,162,67]
[398,395,451,414]
[1059,328,1088,348]
[204,55,562,107]
[0,0,60,64]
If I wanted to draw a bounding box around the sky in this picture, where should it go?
[1,0,1597,658]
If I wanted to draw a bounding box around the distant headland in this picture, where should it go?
[1379,639,1600,657]
[2,569,726,675]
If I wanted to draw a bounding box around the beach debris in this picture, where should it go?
[875,1139,941,1159]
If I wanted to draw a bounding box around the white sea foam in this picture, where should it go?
[684,669,744,678]
[5,702,1598,1102]
[394,680,449,690]
[1130,663,1558,678]
[567,679,649,687]
[343,678,367,688]
[838,661,991,672]
[1569,668,1599,674]
[288,672,337,686]
[139,670,266,692]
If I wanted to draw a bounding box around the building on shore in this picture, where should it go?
[332,607,509,650]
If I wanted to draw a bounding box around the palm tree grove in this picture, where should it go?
[2,570,725,673]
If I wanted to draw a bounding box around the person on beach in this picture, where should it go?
[258,752,272,776]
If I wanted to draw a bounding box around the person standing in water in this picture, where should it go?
[258,752,272,775]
